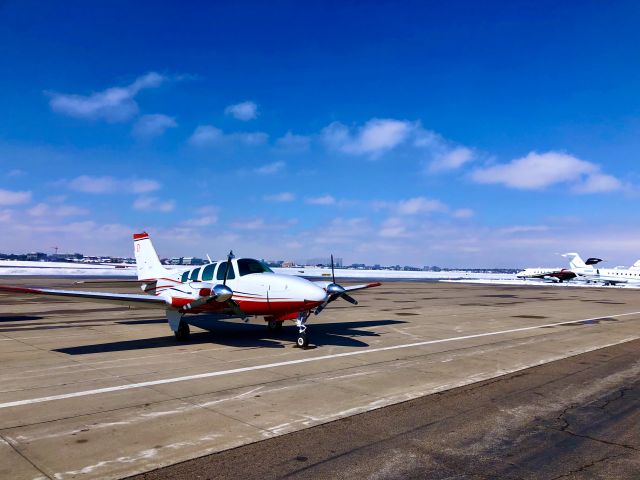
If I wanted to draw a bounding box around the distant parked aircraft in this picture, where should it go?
[516,267,577,283]
[0,233,381,348]
[563,253,640,286]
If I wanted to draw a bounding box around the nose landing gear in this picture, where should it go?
[296,311,310,348]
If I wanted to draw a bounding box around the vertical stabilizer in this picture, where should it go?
[133,232,168,280]
[562,252,587,270]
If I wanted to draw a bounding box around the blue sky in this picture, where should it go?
[1,1,640,267]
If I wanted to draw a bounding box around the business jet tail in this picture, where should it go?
[562,252,587,270]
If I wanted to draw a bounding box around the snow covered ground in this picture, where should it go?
[0,260,515,281]
[2,260,635,288]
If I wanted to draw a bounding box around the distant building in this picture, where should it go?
[305,257,343,267]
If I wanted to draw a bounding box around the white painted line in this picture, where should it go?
[0,310,638,410]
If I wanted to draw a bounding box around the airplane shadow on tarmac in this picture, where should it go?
[54,318,406,355]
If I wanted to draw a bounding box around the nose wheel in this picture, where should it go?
[296,332,309,348]
[296,311,311,348]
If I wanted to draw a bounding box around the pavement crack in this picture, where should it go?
[599,387,630,410]
[0,433,53,479]
[549,452,626,479]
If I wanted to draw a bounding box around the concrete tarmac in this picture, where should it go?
[0,278,639,479]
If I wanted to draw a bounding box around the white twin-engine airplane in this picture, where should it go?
[0,232,381,348]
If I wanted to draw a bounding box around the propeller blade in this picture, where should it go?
[331,254,335,284]
[340,293,358,305]
[315,300,329,315]
[223,250,234,286]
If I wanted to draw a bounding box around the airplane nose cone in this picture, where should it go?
[307,283,328,302]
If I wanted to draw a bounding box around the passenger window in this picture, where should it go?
[181,271,189,283]
[189,268,201,281]
[201,263,217,281]
[216,261,236,281]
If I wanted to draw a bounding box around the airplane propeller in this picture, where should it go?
[315,254,358,315]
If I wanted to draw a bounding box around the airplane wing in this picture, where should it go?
[313,281,382,292]
[341,282,382,292]
[0,285,166,309]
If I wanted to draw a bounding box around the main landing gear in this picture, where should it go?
[267,320,283,332]
[296,311,310,348]
[174,320,190,341]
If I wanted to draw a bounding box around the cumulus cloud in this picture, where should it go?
[66,175,161,194]
[471,151,622,193]
[28,203,89,217]
[428,147,475,172]
[374,196,460,217]
[306,195,336,205]
[132,114,177,139]
[254,161,285,175]
[0,189,31,205]
[188,125,268,147]
[225,101,258,121]
[276,131,311,151]
[572,173,622,194]
[453,208,474,219]
[133,196,175,213]
[321,119,414,157]
[396,197,448,215]
[183,206,218,227]
[48,72,166,122]
[264,192,295,202]
[6,169,25,177]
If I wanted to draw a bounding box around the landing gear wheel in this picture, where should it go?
[296,332,309,348]
[267,320,283,332]
[174,321,190,341]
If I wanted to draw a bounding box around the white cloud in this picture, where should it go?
[132,114,177,139]
[428,147,474,172]
[276,132,311,151]
[28,203,89,217]
[264,192,295,202]
[133,196,175,213]
[0,189,31,205]
[322,119,414,157]
[188,125,223,146]
[396,197,448,215]
[188,125,268,147]
[6,169,25,177]
[67,175,161,194]
[225,101,258,121]
[254,161,285,175]
[230,217,297,231]
[453,208,474,219]
[306,195,336,205]
[183,206,218,227]
[499,225,550,235]
[471,151,622,193]
[379,217,410,238]
[572,173,622,194]
[48,72,166,122]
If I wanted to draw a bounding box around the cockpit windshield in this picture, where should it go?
[237,258,274,276]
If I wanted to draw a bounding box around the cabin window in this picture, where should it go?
[189,268,201,281]
[181,271,189,283]
[237,258,274,276]
[201,263,217,281]
[216,261,236,280]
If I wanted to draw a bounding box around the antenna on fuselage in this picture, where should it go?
[206,254,213,264]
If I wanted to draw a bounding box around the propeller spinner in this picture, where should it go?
[315,254,358,315]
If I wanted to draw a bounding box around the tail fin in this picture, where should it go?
[562,252,587,270]
[133,232,168,280]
